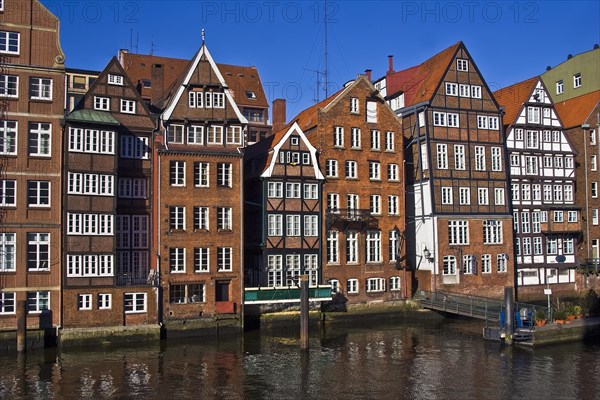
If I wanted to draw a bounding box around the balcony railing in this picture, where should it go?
[579,259,600,275]
[326,208,379,231]
[116,270,158,287]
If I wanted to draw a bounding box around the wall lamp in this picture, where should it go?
[423,246,434,263]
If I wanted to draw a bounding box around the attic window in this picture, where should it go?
[291,137,299,146]
[142,79,151,88]
[456,59,468,72]
[226,72,232,76]
[108,74,124,85]
[245,91,256,99]
[238,74,244,77]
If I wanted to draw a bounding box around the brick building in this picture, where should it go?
[244,122,324,289]
[65,68,100,112]
[0,0,65,330]
[495,78,580,300]
[378,42,514,298]
[155,40,246,326]
[61,57,158,328]
[287,75,409,304]
[554,91,600,279]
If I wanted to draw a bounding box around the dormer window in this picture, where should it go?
[456,59,468,72]
[245,91,256,99]
[574,73,582,88]
[108,74,123,85]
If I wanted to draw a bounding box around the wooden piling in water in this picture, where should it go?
[300,275,309,350]
[16,300,27,353]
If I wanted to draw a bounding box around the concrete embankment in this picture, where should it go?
[524,317,600,347]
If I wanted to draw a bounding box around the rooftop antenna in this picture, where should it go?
[324,0,329,98]
[202,28,205,44]
[303,68,324,103]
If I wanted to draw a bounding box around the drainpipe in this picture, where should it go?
[583,124,590,260]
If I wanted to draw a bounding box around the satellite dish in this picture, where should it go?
[555,255,566,263]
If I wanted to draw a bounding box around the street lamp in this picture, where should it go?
[423,246,434,263]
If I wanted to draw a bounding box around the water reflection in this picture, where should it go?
[0,319,599,399]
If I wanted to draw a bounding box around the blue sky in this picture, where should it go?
[43,0,600,120]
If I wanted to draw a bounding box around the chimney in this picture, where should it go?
[151,63,164,105]
[272,98,287,133]
[365,69,372,81]
[388,55,395,73]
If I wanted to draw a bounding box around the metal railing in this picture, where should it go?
[414,290,503,322]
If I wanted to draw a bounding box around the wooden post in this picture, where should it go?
[300,274,309,351]
[16,300,27,353]
[504,287,514,345]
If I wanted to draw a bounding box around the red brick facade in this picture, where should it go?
[0,0,65,330]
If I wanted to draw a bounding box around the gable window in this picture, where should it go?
[0,74,18,97]
[370,129,380,150]
[445,82,458,96]
[28,122,51,157]
[456,59,468,71]
[459,84,470,97]
[189,91,203,108]
[573,73,581,88]
[107,74,124,85]
[94,96,109,111]
[120,99,136,114]
[366,101,377,123]
[385,131,395,151]
[350,127,361,149]
[527,106,540,124]
[29,77,52,100]
[350,97,359,113]
[556,80,564,95]
[334,126,344,147]
[471,85,482,98]
[0,31,19,54]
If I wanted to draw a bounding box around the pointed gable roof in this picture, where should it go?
[161,42,248,123]
[69,56,156,128]
[385,42,462,107]
[494,76,540,126]
[554,90,600,129]
[260,122,324,179]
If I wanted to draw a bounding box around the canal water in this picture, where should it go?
[1,318,599,400]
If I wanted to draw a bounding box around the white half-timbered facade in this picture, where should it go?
[496,78,580,291]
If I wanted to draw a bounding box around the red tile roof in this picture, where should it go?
[493,76,539,126]
[385,42,461,107]
[119,52,268,108]
[554,90,600,129]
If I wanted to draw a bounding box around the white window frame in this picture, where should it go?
[366,277,385,293]
[120,99,136,114]
[108,74,124,85]
[78,294,93,310]
[448,220,469,245]
[0,120,17,154]
[29,77,52,100]
[94,96,109,111]
[124,293,147,313]
[0,232,16,272]
[0,31,20,54]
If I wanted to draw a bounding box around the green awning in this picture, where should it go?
[66,109,120,126]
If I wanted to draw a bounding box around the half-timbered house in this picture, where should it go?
[62,57,158,328]
[244,122,324,289]
[495,78,580,299]
[378,42,514,298]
